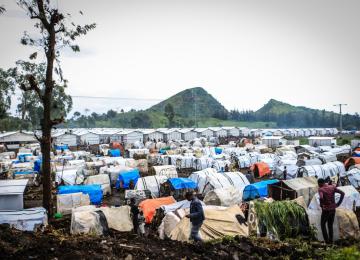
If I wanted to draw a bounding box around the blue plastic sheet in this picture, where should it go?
[58,185,103,204]
[55,145,69,151]
[215,147,223,155]
[33,159,42,173]
[17,153,32,162]
[116,169,140,189]
[108,149,121,157]
[168,178,197,190]
[13,171,36,175]
[242,179,279,201]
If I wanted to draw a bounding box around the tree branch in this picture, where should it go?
[19,75,43,100]
[34,131,43,143]
[50,117,64,126]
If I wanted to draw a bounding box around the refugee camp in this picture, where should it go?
[1,0,360,259]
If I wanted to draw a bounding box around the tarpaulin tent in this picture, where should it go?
[345,157,360,170]
[139,196,176,223]
[308,185,360,211]
[56,192,90,215]
[150,165,178,178]
[115,169,140,189]
[108,149,121,157]
[189,168,249,195]
[135,175,168,198]
[243,179,279,201]
[0,207,47,231]
[58,185,103,205]
[268,177,318,206]
[203,187,243,206]
[215,147,222,155]
[160,178,197,200]
[169,205,249,242]
[168,178,197,190]
[251,162,271,178]
[297,161,346,179]
[55,144,69,151]
[307,208,360,242]
[70,206,133,235]
[343,168,360,188]
[84,174,111,195]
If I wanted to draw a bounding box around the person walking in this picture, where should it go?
[185,191,205,242]
[318,178,345,243]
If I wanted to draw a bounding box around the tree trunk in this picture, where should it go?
[41,25,56,216]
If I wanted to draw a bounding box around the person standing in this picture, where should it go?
[129,198,139,234]
[185,191,205,242]
[283,166,287,180]
[318,178,345,243]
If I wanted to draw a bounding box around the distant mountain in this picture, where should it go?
[253,99,360,129]
[65,88,359,130]
[148,87,228,118]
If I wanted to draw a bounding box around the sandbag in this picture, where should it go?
[56,192,90,215]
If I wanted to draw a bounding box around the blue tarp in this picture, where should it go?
[168,178,197,190]
[159,149,167,155]
[13,171,36,176]
[34,159,42,173]
[242,179,279,201]
[108,149,121,157]
[55,145,69,151]
[58,185,103,204]
[17,153,33,162]
[116,169,140,189]
[215,147,223,155]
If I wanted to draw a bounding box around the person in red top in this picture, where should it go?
[317,178,345,243]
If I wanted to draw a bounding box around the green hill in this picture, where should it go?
[148,87,228,118]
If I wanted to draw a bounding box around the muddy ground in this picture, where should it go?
[7,184,359,259]
[1,222,360,260]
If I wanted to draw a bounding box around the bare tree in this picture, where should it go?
[17,0,95,215]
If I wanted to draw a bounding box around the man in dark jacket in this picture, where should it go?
[318,178,345,243]
[185,191,205,242]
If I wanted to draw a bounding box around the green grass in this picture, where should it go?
[325,246,360,260]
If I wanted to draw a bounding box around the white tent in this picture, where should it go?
[308,185,360,211]
[135,175,168,198]
[203,187,243,206]
[298,161,346,179]
[189,168,249,195]
[343,168,360,189]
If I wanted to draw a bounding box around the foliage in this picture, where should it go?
[229,99,360,129]
[149,87,228,119]
[164,103,175,127]
[325,246,360,260]
[9,61,72,129]
[0,68,15,119]
[254,200,308,240]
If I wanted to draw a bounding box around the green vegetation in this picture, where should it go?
[325,246,360,260]
[254,200,308,240]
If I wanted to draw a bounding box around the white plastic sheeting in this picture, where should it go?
[189,168,249,195]
[152,165,178,178]
[57,192,90,215]
[204,187,244,206]
[298,161,346,179]
[84,174,111,195]
[135,175,168,198]
[344,168,360,189]
[308,185,360,211]
[0,207,47,231]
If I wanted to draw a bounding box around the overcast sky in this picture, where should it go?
[1,0,359,115]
